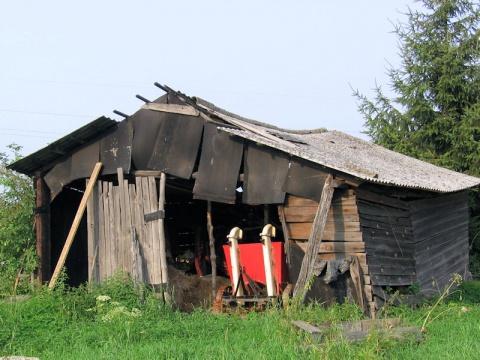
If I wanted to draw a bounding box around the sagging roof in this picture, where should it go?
[8,84,480,193]
[193,96,480,193]
[8,117,117,177]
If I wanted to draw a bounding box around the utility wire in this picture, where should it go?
[0,109,93,117]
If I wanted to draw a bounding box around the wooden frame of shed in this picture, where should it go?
[9,84,480,315]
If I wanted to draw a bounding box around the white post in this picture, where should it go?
[261,224,276,296]
[227,227,244,296]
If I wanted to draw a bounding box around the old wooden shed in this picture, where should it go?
[9,84,480,314]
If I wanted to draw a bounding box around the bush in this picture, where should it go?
[0,144,35,296]
[447,280,480,304]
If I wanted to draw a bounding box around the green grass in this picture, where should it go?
[1,279,480,359]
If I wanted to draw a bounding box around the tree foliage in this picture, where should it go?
[353,0,480,272]
[0,144,36,294]
[354,0,480,176]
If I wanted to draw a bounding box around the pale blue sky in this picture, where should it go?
[0,1,422,157]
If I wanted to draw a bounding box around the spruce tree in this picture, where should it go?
[354,0,480,175]
[353,0,480,273]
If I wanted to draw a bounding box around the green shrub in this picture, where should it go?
[447,280,480,304]
[0,144,35,296]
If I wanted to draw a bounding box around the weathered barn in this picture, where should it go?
[9,84,480,315]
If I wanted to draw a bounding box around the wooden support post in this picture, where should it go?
[227,227,244,296]
[158,172,171,304]
[277,205,291,264]
[293,173,334,301]
[260,224,276,296]
[207,201,217,299]
[35,176,51,284]
[49,163,103,289]
[263,204,269,226]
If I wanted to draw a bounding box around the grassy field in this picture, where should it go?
[1,277,479,360]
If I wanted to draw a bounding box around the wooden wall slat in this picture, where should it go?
[357,201,410,218]
[131,181,147,283]
[287,223,363,241]
[371,274,415,286]
[123,180,133,274]
[148,176,161,285]
[113,184,122,271]
[355,189,410,210]
[97,182,105,281]
[103,182,112,278]
[140,177,154,284]
[108,183,117,276]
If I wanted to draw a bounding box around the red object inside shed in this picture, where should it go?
[223,242,289,295]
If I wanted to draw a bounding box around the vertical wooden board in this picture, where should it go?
[97,182,105,282]
[134,178,148,283]
[131,181,147,282]
[148,176,161,285]
[117,169,127,272]
[108,182,117,276]
[113,185,123,271]
[123,179,133,274]
[86,180,95,282]
[102,182,111,278]
[141,177,154,284]
[86,179,100,283]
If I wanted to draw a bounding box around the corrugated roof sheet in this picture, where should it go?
[196,98,480,193]
[8,117,117,177]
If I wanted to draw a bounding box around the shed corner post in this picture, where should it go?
[34,174,51,284]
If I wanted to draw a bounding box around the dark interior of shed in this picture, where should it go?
[49,176,284,287]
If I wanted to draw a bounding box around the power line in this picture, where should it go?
[0,132,56,139]
[0,128,64,135]
[0,109,93,117]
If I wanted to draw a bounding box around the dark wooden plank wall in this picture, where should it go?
[410,191,470,294]
[88,176,165,286]
[356,190,416,288]
[283,189,373,308]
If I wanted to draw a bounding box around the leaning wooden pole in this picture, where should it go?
[158,172,171,304]
[49,162,103,289]
[207,201,217,299]
[293,173,334,301]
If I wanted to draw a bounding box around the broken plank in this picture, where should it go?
[293,174,334,300]
[142,103,199,116]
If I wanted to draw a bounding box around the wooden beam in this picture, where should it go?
[142,103,199,116]
[35,177,51,284]
[207,201,217,299]
[49,162,103,289]
[293,173,335,301]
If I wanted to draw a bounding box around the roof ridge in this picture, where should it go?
[193,97,327,135]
